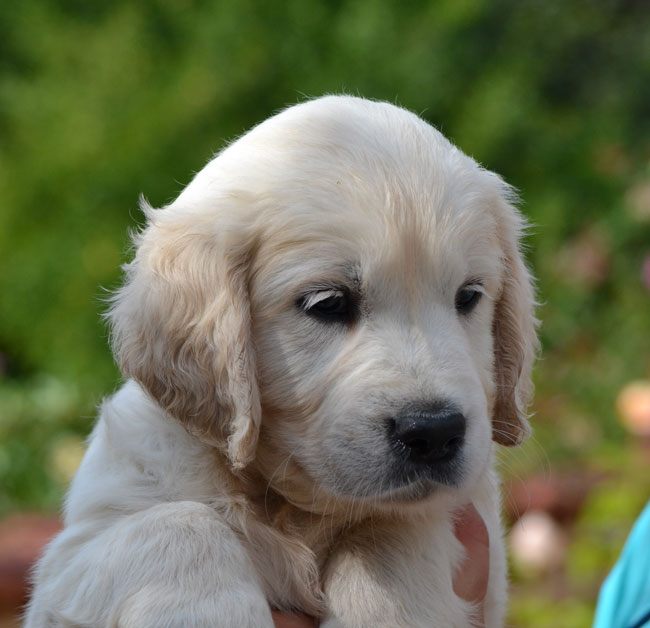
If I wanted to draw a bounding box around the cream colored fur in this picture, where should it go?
[25,96,537,628]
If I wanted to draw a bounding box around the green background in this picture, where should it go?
[2,1,650,625]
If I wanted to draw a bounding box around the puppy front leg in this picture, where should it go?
[320,516,477,628]
[25,501,274,628]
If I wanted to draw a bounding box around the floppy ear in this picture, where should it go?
[491,197,539,446]
[107,201,260,470]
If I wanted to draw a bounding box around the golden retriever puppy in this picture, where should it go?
[25,96,537,628]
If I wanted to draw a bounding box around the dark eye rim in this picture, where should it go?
[297,287,358,324]
[455,281,483,315]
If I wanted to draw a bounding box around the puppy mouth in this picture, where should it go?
[319,409,469,503]
[372,479,440,503]
[320,445,467,504]
[382,452,466,498]
[331,465,465,505]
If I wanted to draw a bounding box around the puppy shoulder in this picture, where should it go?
[64,380,220,525]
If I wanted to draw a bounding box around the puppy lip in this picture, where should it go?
[391,453,466,489]
[382,481,438,503]
[321,451,466,502]
[351,473,454,503]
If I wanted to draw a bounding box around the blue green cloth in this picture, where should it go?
[593,500,650,628]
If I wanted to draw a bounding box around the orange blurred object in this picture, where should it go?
[616,380,650,437]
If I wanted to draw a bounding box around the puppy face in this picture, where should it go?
[109,96,537,511]
[250,220,498,504]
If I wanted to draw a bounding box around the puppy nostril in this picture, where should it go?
[444,435,463,456]
[402,437,430,456]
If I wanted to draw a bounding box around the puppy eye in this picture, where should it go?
[300,289,354,323]
[455,284,483,315]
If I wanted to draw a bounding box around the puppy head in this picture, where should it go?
[108,96,537,505]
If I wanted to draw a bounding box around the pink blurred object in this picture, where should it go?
[0,515,61,615]
[509,510,567,573]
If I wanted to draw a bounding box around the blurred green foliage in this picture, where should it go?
[0,376,92,514]
[1,1,650,626]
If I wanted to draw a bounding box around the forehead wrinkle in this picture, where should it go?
[249,239,362,319]
[372,176,467,308]
[365,191,503,314]
[384,221,430,311]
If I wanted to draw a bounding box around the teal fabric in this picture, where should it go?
[593,500,650,628]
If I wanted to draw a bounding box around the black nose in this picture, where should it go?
[389,408,466,464]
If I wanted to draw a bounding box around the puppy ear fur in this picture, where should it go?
[107,200,260,470]
[491,191,539,447]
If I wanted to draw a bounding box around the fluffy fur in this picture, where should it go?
[25,96,537,628]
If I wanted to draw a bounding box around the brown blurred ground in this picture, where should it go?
[0,515,61,628]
